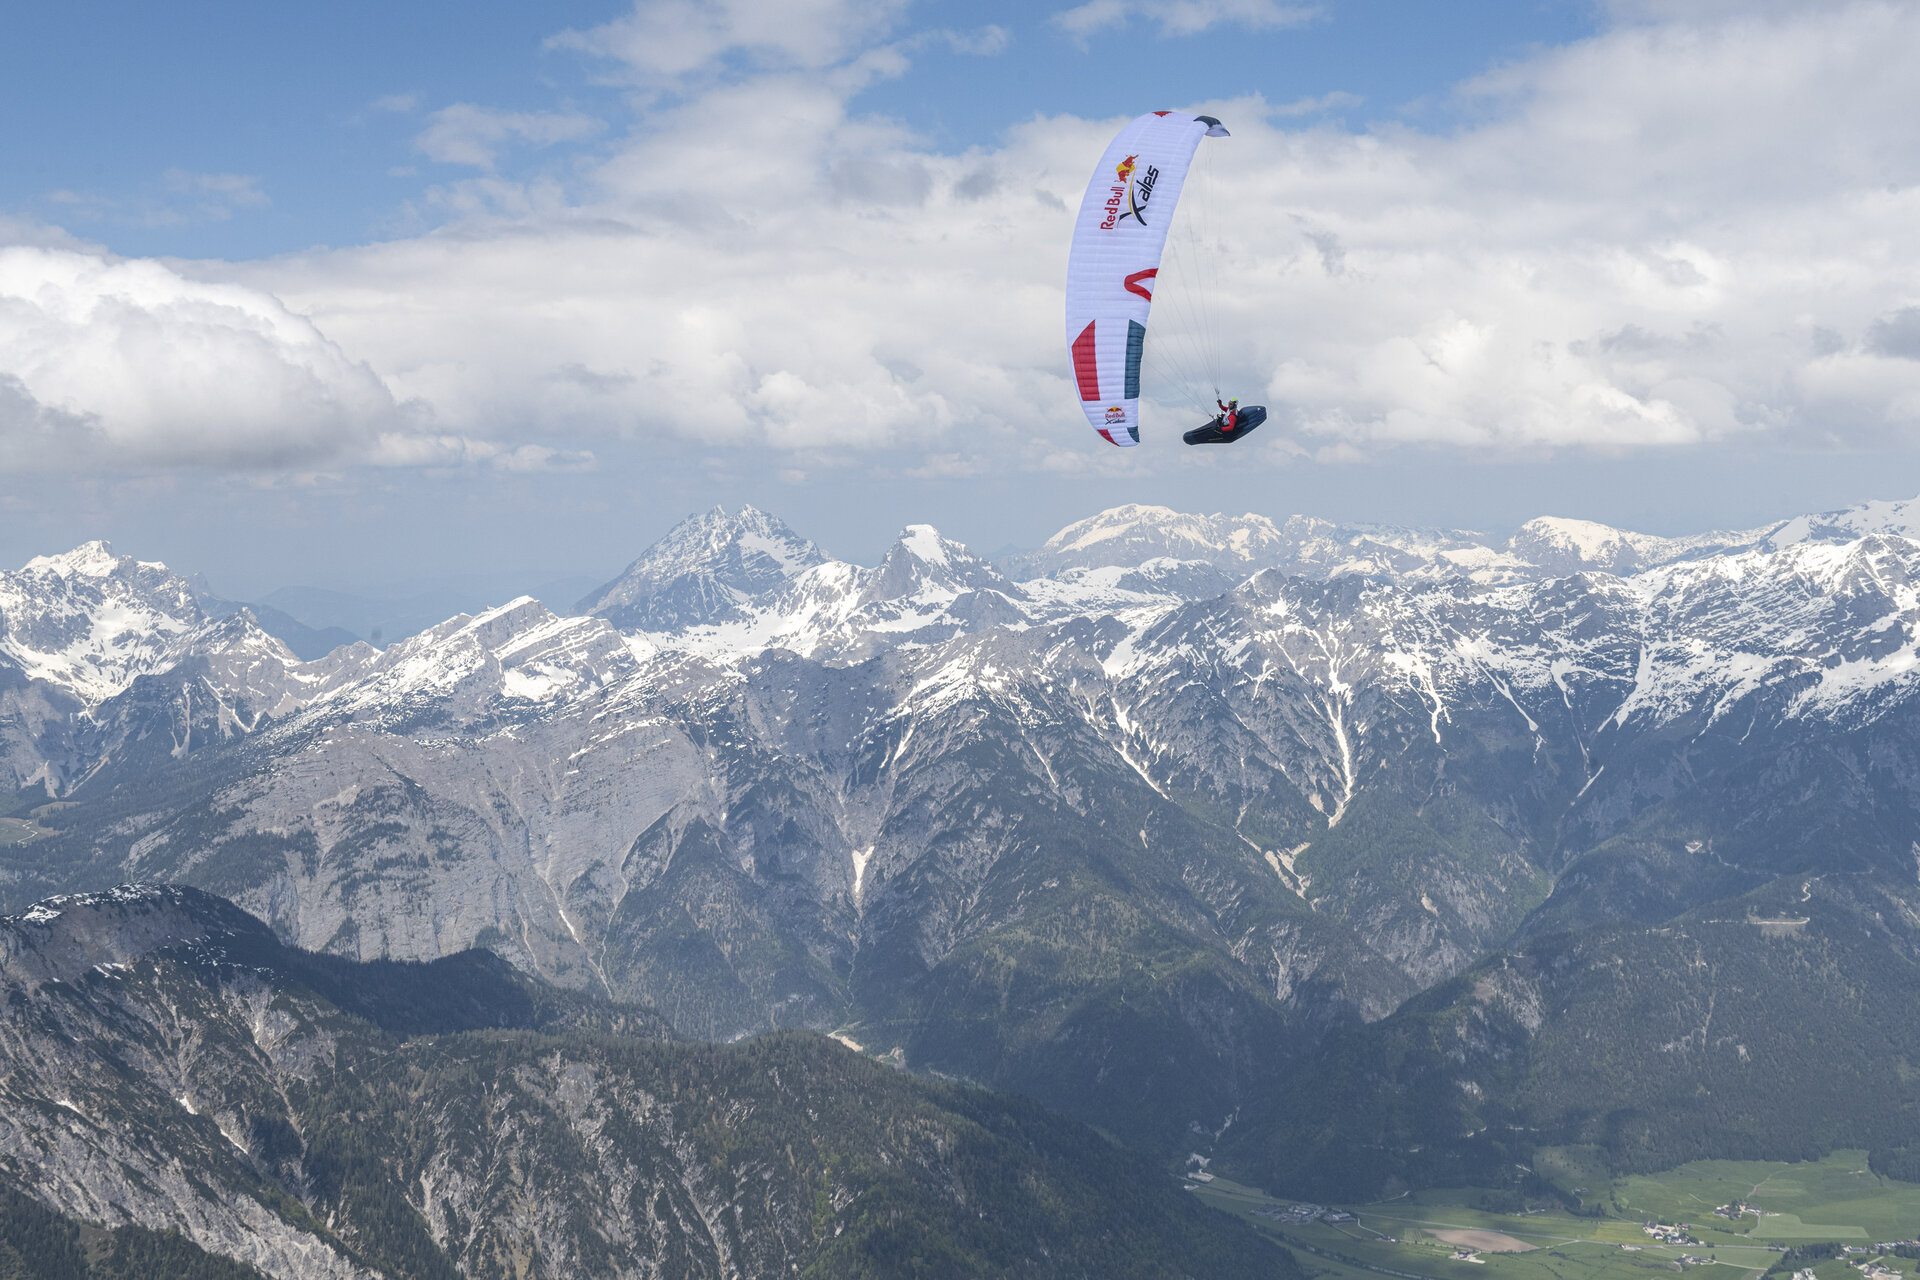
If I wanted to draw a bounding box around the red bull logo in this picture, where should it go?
[1104,405,1126,424]
[1102,154,1157,230]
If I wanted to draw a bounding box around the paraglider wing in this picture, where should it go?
[1065,111,1228,447]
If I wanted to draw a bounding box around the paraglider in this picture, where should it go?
[1175,402,1267,449]
[1065,111,1263,447]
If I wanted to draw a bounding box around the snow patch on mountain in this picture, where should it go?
[899,524,950,568]
[315,597,635,715]
[1762,495,1920,551]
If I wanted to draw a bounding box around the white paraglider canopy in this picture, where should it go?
[1064,111,1229,447]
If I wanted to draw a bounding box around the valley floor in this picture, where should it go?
[1190,1152,1920,1280]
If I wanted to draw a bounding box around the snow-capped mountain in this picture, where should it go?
[0,542,306,794]
[1758,493,1920,549]
[1010,502,1801,585]
[316,597,640,718]
[0,541,208,705]
[1006,504,1305,575]
[577,503,826,629]
[642,522,1033,663]
[1009,502,1541,582]
[14,495,1920,1152]
[0,541,315,709]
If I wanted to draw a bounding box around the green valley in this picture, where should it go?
[1188,1152,1920,1280]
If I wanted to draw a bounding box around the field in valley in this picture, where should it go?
[1190,1151,1920,1280]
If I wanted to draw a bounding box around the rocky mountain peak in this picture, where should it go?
[20,539,131,579]
[863,524,1018,605]
[577,505,828,630]
[1505,516,1658,575]
[8,540,194,604]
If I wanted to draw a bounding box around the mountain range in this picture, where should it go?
[0,885,1288,1279]
[8,492,1920,1266]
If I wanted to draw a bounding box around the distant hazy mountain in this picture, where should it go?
[0,885,1293,1280]
[1007,501,1783,584]
[9,495,1920,1191]
[195,592,362,660]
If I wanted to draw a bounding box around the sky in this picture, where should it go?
[5,0,1920,604]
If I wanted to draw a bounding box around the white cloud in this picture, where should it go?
[940,24,1010,56]
[1054,0,1319,39]
[491,443,597,472]
[241,77,1076,457]
[900,25,1011,57]
[364,432,500,468]
[362,433,595,472]
[1272,90,1360,116]
[0,247,404,468]
[415,105,604,170]
[549,0,909,84]
[0,217,90,251]
[44,171,271,229]
[15,0,1920,476]
[158,170,271,220]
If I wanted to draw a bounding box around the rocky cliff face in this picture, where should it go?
[0,887,383,1280]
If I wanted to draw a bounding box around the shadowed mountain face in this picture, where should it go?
[7,500,1920,1180]
[1222,870,1920,1200]
[0,886,1296,1280]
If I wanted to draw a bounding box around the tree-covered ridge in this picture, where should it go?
[0,887,1296,1279]
[1221,867,1920,1201]
[308,1030,1295,1279]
